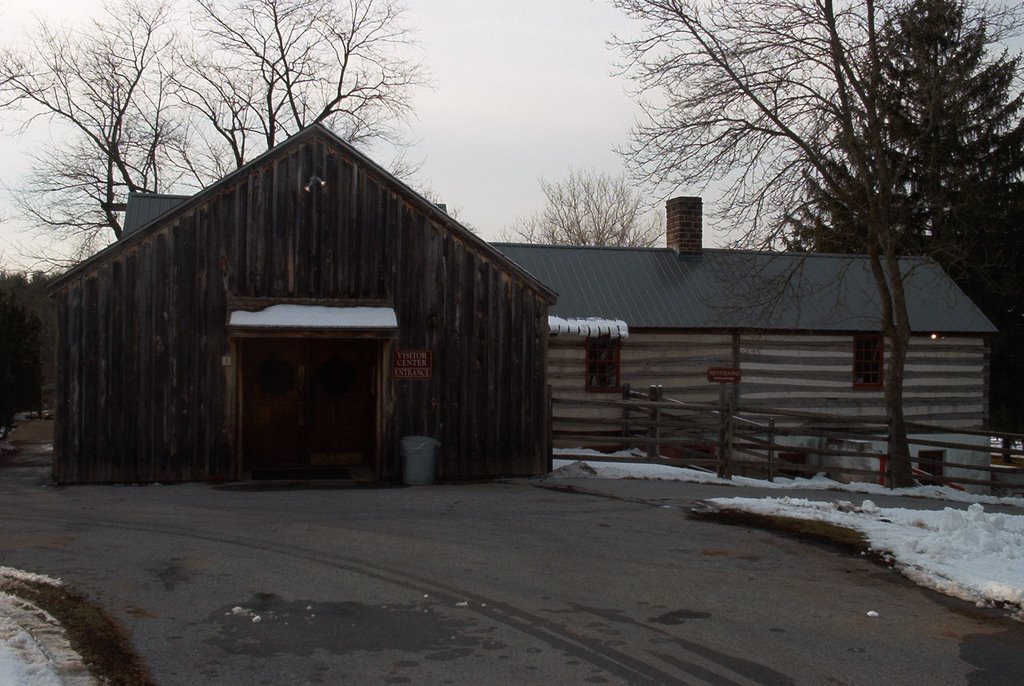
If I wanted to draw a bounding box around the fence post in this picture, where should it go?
[546,384,554,472]
[717,384,733,479]
[885,415,895,489]
[725,392,734,479]
[621,383,632,441]
[767,417,775,481]
[647,385,663,459]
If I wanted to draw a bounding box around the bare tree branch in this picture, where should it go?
[0,0,425,260]
[501,168,664,247]
[0,0,185,249]
[173,0,425,171]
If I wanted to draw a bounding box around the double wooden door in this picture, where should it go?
[241,338,376,475]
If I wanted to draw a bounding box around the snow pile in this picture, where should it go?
[0,592,93,686]
[561,458,720,485]
[0,568,62,588]
[548,461,601,478]
[548,458,1024,508]
[0,606,64,686]
[0,568,93,685]
[554,448,643,459]
[709,497,1024,615]
[548,316,629,339]
[229,305,398,329]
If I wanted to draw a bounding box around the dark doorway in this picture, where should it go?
[777,451,808,478]
[241,338,377,479]
[917,450,945,479]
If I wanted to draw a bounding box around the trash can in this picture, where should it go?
[401,436,439,485]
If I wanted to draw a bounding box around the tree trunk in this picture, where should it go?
[883,244,916,488]
[884,323,914,487]
[867,235,916,488]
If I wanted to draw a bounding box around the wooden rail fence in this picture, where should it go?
[552,384,1024,495]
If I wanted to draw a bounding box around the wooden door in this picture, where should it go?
[241,339,377,475]
[307,340,375,467]
[242,339,307,470]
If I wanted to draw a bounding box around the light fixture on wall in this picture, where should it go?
[930,332,944,341]
[304,175,326,192]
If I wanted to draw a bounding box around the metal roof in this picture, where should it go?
[122,192,189,237]
[494,243,996,333]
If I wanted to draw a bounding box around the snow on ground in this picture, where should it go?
[0,568,62,588]
[0,568,94,686]
[0,600,64,686]
[549,455,1024,508]
[708,497,1024,618]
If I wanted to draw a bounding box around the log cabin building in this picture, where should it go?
[50,124,554,483]
[497,197,996,440]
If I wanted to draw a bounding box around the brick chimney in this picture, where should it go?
[666,196,702,255]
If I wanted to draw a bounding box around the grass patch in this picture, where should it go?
[693,507,870,555]
[1,576,154,685]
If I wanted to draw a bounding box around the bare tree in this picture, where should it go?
[502,168,663,247]
[611,0,1010,486]
[0,1,183,252]
[0,0,424,257]
[172,0,424,180]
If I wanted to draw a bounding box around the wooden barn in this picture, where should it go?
[497,196,996,435]
[50,124,554,483]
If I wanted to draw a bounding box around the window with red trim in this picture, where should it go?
[585,336,621,391]
[853,335,883,389]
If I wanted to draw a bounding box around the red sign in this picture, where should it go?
[707,367,741,383]
[393,350,432,380]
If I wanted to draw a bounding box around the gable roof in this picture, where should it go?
[494,243,995,334]
[52,124,555,301]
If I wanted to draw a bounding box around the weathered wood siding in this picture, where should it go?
[739,334,989,427]
[549,331,988,443]
[54,129,551,482]
[55,220,228,483]
[389,209,551,479]
[549,332,733,444]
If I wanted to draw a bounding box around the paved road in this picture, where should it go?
[1,428,1023,685]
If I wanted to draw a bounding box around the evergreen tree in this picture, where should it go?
[791,0,1024,429]
[0,287,43,436]
[885,0,1024,269]
[0,271,58,400]
[885,0,1024,432]
[795,0,1024,252]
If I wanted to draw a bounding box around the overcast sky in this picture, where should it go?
[0,0,711,270]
